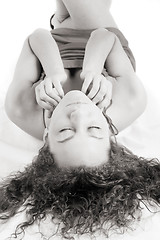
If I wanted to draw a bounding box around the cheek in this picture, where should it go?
[48,130,57,154]
[101,117,110,135]
[49,110,62,131]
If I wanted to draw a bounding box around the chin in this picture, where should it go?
[65,90,84,96]
[64,90,89,102]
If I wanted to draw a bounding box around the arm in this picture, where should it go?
[5,29,68,140]
[29,28,67,97]
[5,38,46,140]
[81,28,147,132]
[104,32,147,132]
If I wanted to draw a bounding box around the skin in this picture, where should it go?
[47,90,111,168]
[5,30,146,143]
[5,1,147,169]
[53,0,117,29]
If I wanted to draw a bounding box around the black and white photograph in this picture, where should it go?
[0,0,160,239]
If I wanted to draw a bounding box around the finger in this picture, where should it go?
[45,81,61,103]
[52,79,64,98]
[93,77,113,104]
[92,81,107,105]
[87,75,101,99]
[106,75,116,84]
[40,84,59,106]
[97,96,111,110]
[47,109,53,118]
[35,84,54,110]
[97,79,112,109]
[104,79,113,100]
[36,93,54,110]
[81,73,93,94]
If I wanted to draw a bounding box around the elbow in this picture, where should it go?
[29,28,50,46]
[139,89,147,115]
[123,73,148,119]
[5,94,24,124]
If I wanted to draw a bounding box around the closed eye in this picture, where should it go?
[59,128,73,132]
[57,128,74,142]
[57,126,103,142]
[88,126,101,130]
[88,126,103,139]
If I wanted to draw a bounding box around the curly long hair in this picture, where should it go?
[0,141,160,239]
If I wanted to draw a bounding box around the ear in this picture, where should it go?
[44,109,51,129]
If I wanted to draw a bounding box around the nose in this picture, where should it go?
[70,108,88,125]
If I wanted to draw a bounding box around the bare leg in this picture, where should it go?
[80,28,115,104]
[81,28,115,75]
[29,28,66,78]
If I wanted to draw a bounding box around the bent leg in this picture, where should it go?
[82,28,116,75]
[29,28,67,97]
[29,28,66,77]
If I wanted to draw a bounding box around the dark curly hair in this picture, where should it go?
[0,141,160,239]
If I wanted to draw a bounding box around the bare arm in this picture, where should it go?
[5,28,146,140]
[29,28,67,97]
[5,38,45,140]
[81,28,147,132]
[104,32,147,132]
[5,27,70,140]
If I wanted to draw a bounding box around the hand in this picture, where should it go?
[35,76,64,118]
[81,71,113,110]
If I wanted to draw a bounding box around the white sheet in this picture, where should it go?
[0,0,160,239]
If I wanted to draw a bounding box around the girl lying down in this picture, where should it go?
[2,0,160,239]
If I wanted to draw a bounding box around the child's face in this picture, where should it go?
[48,90,111,168]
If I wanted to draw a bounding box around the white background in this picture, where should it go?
[0,0,160,100]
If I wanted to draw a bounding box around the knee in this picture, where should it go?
[29,28,50,42]
[32,28,49,36]
[91,28,116,41]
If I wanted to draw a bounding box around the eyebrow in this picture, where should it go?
[57,135,104,143]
